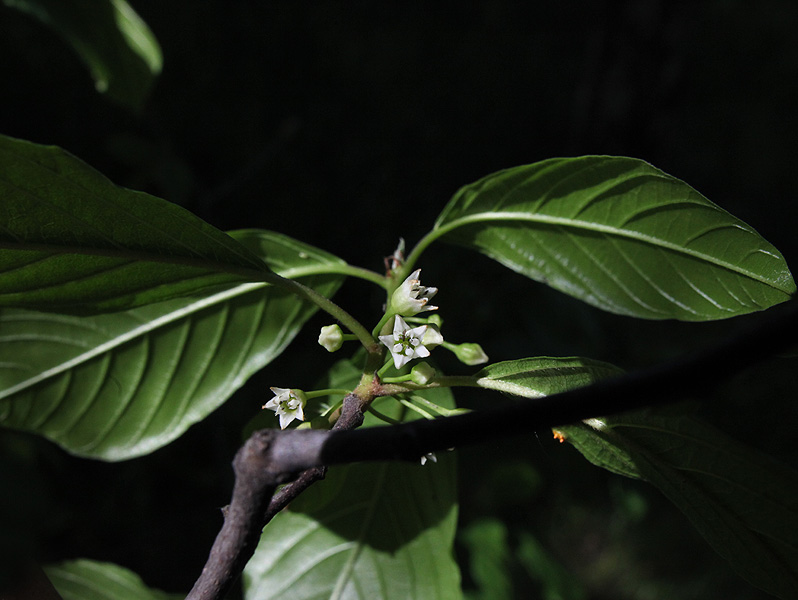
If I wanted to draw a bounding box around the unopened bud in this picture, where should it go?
[410,362,436,385]
[453,343,489,366]
[318,324,343,352]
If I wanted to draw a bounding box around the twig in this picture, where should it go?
[186,394,364,600]
[187,297,798,600]
[262,393,365,521]
[186,429,303,600]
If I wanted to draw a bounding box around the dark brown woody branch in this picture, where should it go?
[188,297,798,600]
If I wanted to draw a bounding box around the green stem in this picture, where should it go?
[380,373,413,384]
[320,399,343,418]
[271,275,379,353]
[305,388,351,400]
[366,405,402,425]
[402,228,447,276]
[377,359,395,378]
[372,312,394,338]
[377,375,480,398]
[280,263,387,289]
[428,375,481,389]
[407,394,470,417]
[398,397,435,420]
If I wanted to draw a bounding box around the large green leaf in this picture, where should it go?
[557,412,798,599]
[4,0,162,110]
[0,230,346,460]
[0,134,273,313]
[45,559,181,600]
[432,156,795,320]
[473,357,623,398]
[244,358,462,600]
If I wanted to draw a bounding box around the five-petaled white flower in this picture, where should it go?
[390,269,438,316]
[263,387,307,429]
[379,316,431,368]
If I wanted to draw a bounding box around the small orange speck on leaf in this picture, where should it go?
[552,430,567,443]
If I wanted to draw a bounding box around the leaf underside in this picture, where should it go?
[474,356,623,398]
[0,230,346,460]
[435,156,795,321]
[244,358,462,600]
[45,559,181,600]
[558,412,798,600]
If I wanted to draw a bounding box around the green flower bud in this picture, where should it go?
[318,324,343,352]
[426,313,443,328]
[422,324,444,349]
[410,362,436,385]
[453,343,489,366]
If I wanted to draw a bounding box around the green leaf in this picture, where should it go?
[44,559,181,600]
[0,134,274,313]
[0,230,346,460]
[558,412,798,599]
[432,156,795,320]
[4,0,162,110]
[243,358,462,600]
[245,459,461,600]
[460,519,512,600]
[474,357,623,398]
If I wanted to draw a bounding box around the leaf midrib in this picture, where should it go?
[330,465,389,600]
[434,211,791,292]
[1,144,266,271]
[0,282,267,401]
[0,239,271,282]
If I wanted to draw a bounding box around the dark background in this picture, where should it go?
[1,1,797,598]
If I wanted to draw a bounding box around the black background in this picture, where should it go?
[1,2,797,598]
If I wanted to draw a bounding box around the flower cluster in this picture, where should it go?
[276,265,489,430]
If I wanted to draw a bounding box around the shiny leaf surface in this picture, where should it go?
[433,157,795,320]
[0,134,272,313]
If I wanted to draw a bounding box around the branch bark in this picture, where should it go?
[186,393,365,600]
[186,430,286,600]
[188,297,798,600]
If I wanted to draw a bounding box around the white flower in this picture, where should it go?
[318,324,343,352]
[379,316,431,368]
[390,269,438,316]
[263,387,307,429]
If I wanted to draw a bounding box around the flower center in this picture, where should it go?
[394,332,420,355]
